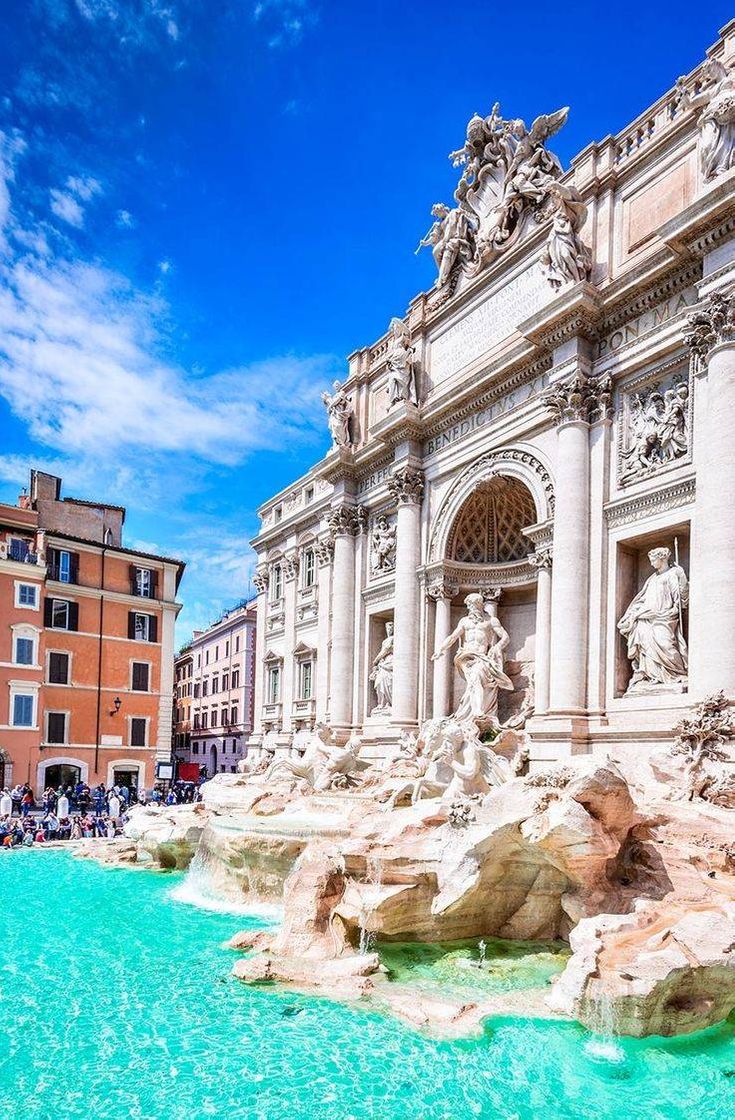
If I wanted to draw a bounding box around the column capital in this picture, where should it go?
[425,576,459,602]
[685,289,735,363]
[328,503,367,538]
[283,551,300,581]
[388,465,424,505]
[315,536,334,567]
[528,548,553,571]
[253,565,269,595]
[542,371,612,426]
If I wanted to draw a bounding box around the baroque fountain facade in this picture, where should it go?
[123,22,735,1042]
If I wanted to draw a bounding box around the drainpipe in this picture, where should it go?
[94,546,107,777]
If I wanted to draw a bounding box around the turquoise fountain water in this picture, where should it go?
[2,850,735,1120]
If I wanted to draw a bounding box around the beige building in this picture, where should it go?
[248,23,735,766]
[175,601,257,775]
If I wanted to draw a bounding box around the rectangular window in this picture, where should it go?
[12,694,34,727]
[215,645,219,661]
[193,682,200,699]
[17,584,38,608]
[231,669,240,689]
[305,486,314,503]
[133,567,152,597]
[129,612,157,642]
[193,713,200,730]
[231,705,238,726]
[272,566,283,600]
[300,661,313,700]
[130,718,147,747]
[48,651,70,685]
[201,712,208,730]
[132,662,150,692]
[267,666,281,705]
[45,598,79,632]
[14,637,34,666]
[46,711,67,744]
[205,650,209,665]
[48,548,77,584]
[225,641,229,657]
[192,742,199,754]
[9,537,31,562]
[303,549,315,588]
[210,708,218,727]
[202,679,208,697]
[212,676,219,694]
[222,672,229,692]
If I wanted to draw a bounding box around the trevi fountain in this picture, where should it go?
[13,20,735,1120]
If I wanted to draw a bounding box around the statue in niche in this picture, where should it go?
[540,181,592,290]
[621,382,689,481]
[385,318,418,407]
[415,202,475,287]
[617,547,689,693]
[321,380,353,449]
[683,59,735,182]
[431,592,514,723]
[370,515,396,574]
[369,622,394,713]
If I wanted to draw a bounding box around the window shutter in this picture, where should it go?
[129,564,137,595]
[69,552,80,583]
[149,615,158,643]
[128,611,136,640]
[44,597,54,627]
[68,602,79,632]
[150,571,158,599]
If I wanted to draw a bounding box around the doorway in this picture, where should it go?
[44,763,81,790]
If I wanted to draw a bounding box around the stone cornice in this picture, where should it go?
[658,173,735,260]
[368,401,425,448]
[518,281,603,352]
[604,475,695,527]
[423,558,537,590]
[597,261,701,338]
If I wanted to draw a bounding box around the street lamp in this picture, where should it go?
[110,696,122,716]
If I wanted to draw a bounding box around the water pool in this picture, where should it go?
[2,850,735,1120]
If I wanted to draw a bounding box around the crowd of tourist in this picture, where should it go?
[0,777,203,849]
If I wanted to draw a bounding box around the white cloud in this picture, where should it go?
[49,175,103,228]
[157,258,172,274]
[116,209,135,228]
[49,189,85,227]
[252,0,315,48]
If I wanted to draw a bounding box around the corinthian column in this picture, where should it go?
[314,537,333,723]
[686,291,735,698]
[428,577,457,718]
[543,373,610,713]
[327,505,363,729]
[529,549,552,715]
[387,466,424,725]
[250,565,269,742]
[281,551,299,732]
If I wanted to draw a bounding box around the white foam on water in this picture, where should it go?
[168,877,283,920]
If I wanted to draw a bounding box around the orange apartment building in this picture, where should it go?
[0,470,185,795]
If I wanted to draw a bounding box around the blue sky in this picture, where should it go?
[0,1,730,641]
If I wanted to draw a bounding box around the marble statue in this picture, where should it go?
[385,318,417,407]
[618,547,689,692]
[415,202,475,287]
[369,622,394,713]
[621,382,689,480]
[321,380,352,449]
[431,592,513,723]
[370,515,396,573]
[684,59,735,181]
[385,718,512,808]
[419,100,582,286]
[263,723,363,791]
[540,181,592,290]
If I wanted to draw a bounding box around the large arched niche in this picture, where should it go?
[447,477,537,564]
[428,447,554,565]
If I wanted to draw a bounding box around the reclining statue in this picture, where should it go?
[262,723,363,793]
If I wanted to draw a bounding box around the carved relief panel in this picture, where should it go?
[617,364,691,487]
